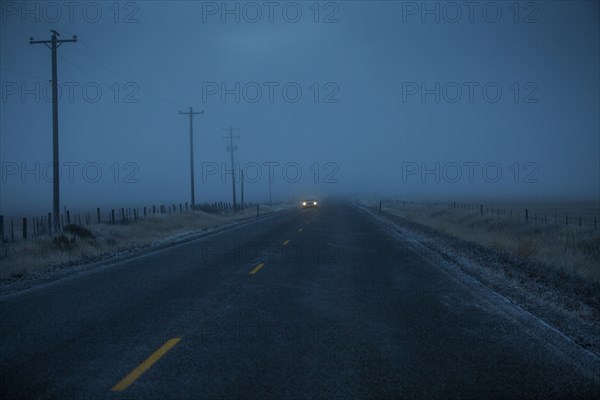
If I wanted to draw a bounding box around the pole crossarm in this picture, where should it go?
[179,109,204,117]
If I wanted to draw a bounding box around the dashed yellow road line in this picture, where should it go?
[282,240,290,246]
[249,263,265,275]
[111,337,181,391]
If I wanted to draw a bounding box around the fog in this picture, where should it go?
[1,1,598,217]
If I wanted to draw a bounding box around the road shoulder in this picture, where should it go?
[354,201,600,368]
[0,208,292,298]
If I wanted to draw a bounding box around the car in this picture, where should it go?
[302,198,318,208]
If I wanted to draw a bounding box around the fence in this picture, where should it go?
[380,200,599,230]
[0,201,256,243]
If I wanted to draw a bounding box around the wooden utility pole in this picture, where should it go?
[223,126,240,210]
[179,107,204,209]
[241,169,244,208]
[30,30,77,233]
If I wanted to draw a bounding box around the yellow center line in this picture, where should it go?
[282,240,290,246]
[249,263,265,275]
[111,337,182,391]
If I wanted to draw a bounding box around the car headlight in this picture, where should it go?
[302,202,306,206]
[313,201,317,205]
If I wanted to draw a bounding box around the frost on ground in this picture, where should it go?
[0,204,288,288]
[356,200,600,356]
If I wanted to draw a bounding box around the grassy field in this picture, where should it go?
[378,199,600,282]
[0,204,287,282]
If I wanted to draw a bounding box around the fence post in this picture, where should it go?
[11,219,14,241]
[525,208,528,221]
[111,209,115,224]
[379,200,382,215]
[0,215,3,242]
[480,204,483,214]
[22,217,27,239]
[256,204,259,218]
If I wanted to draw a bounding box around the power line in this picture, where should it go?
[7,39,180,136]
[57,53,107,83]
[85,99,176,136]
[1,23,34,39]
[0,67,48,81]
[52,53,179,135]
[9,13,185,109]
[4,64,178,137]
[74,39,185,109]
[2,66,178,137]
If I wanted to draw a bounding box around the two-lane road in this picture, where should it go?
[1,201,599,399]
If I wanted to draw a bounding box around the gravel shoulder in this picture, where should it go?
[356,201,600,357]
[0,206,292,297]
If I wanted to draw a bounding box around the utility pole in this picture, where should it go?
[30,30,77,233]
[223,126,240,210]
[179,107,204,209]
[241,169,244,208]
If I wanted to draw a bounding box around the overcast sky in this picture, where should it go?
[1,1,599,216]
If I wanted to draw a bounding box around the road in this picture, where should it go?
[1,201,599,399]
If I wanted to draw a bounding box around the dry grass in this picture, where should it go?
[380,201,600,282]
[0,205,287,281]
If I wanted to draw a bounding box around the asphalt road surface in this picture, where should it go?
[1,201,599,399]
